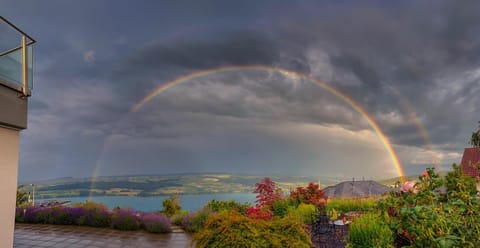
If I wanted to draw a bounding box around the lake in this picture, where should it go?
[50,193,257,212]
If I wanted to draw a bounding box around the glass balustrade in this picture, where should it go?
[0,16,35,93]
[0,46,33,89]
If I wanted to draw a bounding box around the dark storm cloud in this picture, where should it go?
[6,0,480,180]
[125,31,280,69]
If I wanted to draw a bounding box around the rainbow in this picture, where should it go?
[388,86,441,169]
[129,65,406,182]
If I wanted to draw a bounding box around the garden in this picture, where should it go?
[15,163,480,248]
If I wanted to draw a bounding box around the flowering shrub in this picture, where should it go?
[50,206,83,225]
[75,202,111,227]
[111,208,141,231]
[16,203,173,234]
[180,212,195,232]
[378,165,480,247]
[142,213,172,233]
[20,206,53,223]
[400,180,417,193]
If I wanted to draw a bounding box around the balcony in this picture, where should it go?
[0,16,35,130]
[0,16,35,96]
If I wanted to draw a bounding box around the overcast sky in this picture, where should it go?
[3,0,480,182]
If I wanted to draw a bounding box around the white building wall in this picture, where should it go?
[0,127,20,247]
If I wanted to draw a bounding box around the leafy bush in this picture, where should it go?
[142,213,172,233]
[15,207,25,222]
[378,165,480,248]
[286,203,317,224]
[170,210,188,226]
[111,208,141,231]
[246,206,273,220]
[181,208,213,233]
[347,212,394,248]
[16,186,28,207]
[160,195,182,217]
[290,182,325,207]
[269,215,312,248]
[193,212,311,248]
[205,199,251,215]
[271,198,295,218]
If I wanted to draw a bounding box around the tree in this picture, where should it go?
[160,195,181,217]
[16,185,27,206]
[290,182,325,206]
[253,177,281,207]
[469,121,480,147]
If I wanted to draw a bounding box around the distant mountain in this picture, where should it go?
[20,173,350,199]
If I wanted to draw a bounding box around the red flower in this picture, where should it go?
[422,170,429,178]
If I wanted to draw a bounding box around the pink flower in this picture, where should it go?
[401,181,417,193]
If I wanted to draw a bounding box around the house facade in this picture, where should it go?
[460,147,480,178]
[0,16,35,247]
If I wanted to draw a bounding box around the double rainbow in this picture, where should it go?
[130,65,406,182]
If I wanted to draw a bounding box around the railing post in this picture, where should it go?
[21,35,28,96]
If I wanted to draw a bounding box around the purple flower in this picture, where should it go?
[111,208,141,231]
[142,213,172,233]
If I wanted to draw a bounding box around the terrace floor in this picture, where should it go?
[14,223,193,248]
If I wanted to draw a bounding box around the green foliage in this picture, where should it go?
[347,212,394,248]
[271,198,295,218]
[160,195,181,217]
[181,208,213,233]
[286,203,318,224]
[170,210,188,226]
[16,185,28,206]
[205,199,251,215]
[377,165,480,248]
[326,208,339,221]
[325,198,377,216]
[469,121,480,147]
[193,212,311,248]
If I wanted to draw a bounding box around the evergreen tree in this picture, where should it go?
[469,121,480,147]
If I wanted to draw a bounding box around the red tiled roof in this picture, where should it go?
[460,148,480,177]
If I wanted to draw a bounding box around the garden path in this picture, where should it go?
[14,223,193,248]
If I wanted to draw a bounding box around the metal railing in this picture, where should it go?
[0,16,36,96]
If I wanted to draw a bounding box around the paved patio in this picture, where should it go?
[14,223,193,248]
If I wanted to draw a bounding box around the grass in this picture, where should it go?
[325,197,378,217]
